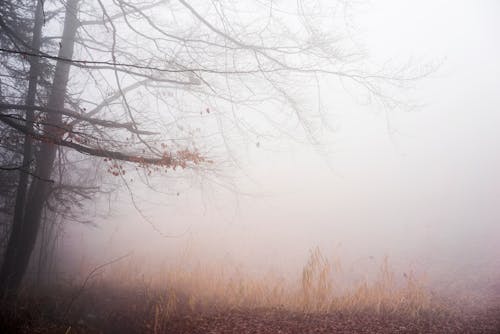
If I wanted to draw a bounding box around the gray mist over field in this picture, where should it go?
[58,0,500,299]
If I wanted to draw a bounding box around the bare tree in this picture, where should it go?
[0,0,425,296]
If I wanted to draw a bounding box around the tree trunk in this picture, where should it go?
[0,0,44,296]
[0,0,80,296]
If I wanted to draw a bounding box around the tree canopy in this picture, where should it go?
[0,0,423,296]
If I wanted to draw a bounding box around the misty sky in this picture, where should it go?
[61,0,500,287]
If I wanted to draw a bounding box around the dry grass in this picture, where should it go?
[97,247,443,322]
[2,248,464,333]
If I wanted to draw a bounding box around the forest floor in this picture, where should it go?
[157,306,500,334]
[1,287,499,334]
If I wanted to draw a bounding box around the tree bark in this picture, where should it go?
[0,0,80,296]
[0,0,45,296]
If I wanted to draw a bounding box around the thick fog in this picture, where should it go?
[58,0,500,298]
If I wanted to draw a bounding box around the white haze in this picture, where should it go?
[59,0,500,296]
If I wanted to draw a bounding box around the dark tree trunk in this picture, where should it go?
[13,0,42,224]
[0,0,45,296]
[0,0,80,296]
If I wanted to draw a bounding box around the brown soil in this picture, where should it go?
[1,304,499,333]
[162,307,500,334]
[1,283,499,333]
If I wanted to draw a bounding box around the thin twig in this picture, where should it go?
[63,252,132,318]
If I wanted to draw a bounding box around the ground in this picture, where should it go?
[162,307,500,334]
[1,298,499,333]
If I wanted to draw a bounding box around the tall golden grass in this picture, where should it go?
[97,247,441,323]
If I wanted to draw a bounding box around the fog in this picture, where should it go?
[58,0,500,300]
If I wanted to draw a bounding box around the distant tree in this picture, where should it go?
[0,0,425,296]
